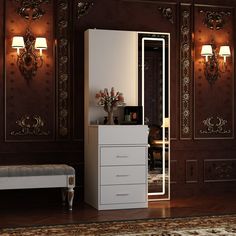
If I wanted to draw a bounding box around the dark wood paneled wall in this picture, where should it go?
[74,0,236,197]
[0,0,83,205]
[0,0,236,207]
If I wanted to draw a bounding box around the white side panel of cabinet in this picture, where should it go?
[84,29,138,125]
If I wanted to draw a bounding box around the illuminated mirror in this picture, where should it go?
[138,32,170,200]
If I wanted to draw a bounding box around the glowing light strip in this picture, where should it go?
[142,37,166,196]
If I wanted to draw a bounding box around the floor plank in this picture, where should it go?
[0,193,236,228]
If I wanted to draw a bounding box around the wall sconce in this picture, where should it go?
[12,29,47,82]
[201,42,231,85]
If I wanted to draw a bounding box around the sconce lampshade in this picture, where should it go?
[35,37,47,56]
[219,46,230,63]
[12,36,25,48]
[35,37,47,49]
[12,36,25,55]
[201,45,213,56]
[219,46,230,57]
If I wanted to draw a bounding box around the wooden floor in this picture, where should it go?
[0,193,236,229]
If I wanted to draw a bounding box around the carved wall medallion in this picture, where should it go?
[77,1,94,19]
[204,159,236,182]
[10,115,50,136]
[200,10,231,30]
[215,163,233,179]
[56,0,70,138]
[15,0,49,20]
[200,116,231,134]
[158,7,174,24]
[180,7,192,139]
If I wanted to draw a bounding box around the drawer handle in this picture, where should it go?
[116,174,129,177]
[116,155,128,158]
[116,193,129,196]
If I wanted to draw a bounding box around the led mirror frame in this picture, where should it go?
[141,33,170,200]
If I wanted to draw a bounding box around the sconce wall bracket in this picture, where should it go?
[16,29,43,82]
[204,42,219,85]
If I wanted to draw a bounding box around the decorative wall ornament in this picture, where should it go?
[200,116,231,134]
[56,0,70,138]
[215,163,233,179]
[158,7,174,24]
[180,7,192,139]
[10,115,50,136]
[13,28,45,82]
[77,1,94,19]
[15,0,49,20]
[200,10,231,30]
[204,159,236,182]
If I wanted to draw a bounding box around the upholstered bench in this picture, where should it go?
[0,164,75,210]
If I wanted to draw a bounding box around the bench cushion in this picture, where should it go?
[0,164,75,177]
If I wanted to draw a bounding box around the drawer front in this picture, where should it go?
[101,184,146,205]
[101,166,146,185]
[98,125,148,145]
[101,147,146,166]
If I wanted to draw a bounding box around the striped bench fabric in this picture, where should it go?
[0,164,75,210]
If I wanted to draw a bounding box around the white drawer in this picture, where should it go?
[101,184,146,205]
[100,147,146,166]
[98,125,148,145]
[101,166,146,185]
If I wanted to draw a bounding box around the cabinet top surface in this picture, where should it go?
[89,125,148,128]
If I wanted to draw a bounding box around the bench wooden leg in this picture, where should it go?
[67,188,74,210]
[61,188,67,206]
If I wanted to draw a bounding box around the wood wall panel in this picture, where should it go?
[56,0,71,139]
[0,0,3,141]
[186,160,198,183]
[74,0,236,198]
[180,3,193,140]
[73,0,178,140]
[0,0,236,207]
[4,0,55,141]
[0,0,82,205]
[170,159,178,183]
[204,159,236,182]
[194,5,234,139]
